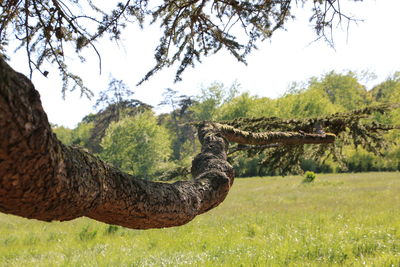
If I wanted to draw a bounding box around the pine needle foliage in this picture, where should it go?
[0,0,361,93]
[222,104,400,175]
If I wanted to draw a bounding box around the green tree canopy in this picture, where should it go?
[53,122,93,147]
[370,72,400,103]
[308,71,369,110]
[100,111,172,178]
[218,92,255,121]
[191,82,239,121]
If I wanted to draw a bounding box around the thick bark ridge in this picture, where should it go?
[0,58,233,229]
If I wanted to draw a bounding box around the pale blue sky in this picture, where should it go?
[8,0,400,128]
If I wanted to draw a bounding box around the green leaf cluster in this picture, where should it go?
[53,122,94,148]
[100,111,172,179]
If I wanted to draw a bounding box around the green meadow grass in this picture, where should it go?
[0,172,399,266]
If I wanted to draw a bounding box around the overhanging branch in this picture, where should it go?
[0,57,235,229]
[0,57,339,229]
[213,123,336,145]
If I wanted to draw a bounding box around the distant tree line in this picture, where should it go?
[53,71,400,179]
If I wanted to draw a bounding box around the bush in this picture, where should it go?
[104,225,119,235]
[300,159,335,173]
[79,225,97,241]
[303,171,316,183]
[100,111,172,179]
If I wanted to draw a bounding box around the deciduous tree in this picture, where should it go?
[100,111,172,178]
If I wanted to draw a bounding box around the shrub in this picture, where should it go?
[100,111,172,179]
[104,225,119,235]
[303,171,316,183]
[79,225,97,241]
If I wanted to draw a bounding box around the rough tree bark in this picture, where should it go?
[0,57,335,229]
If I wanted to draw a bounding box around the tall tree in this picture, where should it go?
[159,88,197,162]
[100,111,172,178]
[191,82,239,121]
[309,71,369,110]
[0,0,399,229]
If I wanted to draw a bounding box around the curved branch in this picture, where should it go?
[0,57,335,229]
[0,57,233,229]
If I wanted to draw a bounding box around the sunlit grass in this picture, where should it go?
[0,172,399,266]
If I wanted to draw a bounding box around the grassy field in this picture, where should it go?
[0,172,399,266]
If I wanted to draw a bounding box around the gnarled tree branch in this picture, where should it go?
[0,57,336,229]
[213,123,335,145]
[0,56,233,229]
